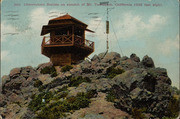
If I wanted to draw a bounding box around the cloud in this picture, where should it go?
[1,50,10,61]
[29,8,49,33]
[86,12,167,53]
[116,13,167,39]
[145,14,166,31]
[1,22,18,42]
[158,34,179,55]
[87,12,167,43]
[87,17,107,52]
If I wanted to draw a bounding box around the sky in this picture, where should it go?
[1,0,179,88]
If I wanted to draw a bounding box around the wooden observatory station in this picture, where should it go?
[41,14,94,66]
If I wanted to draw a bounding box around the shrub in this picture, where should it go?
[106,89,116,102]
[69,76,91,87]
[40,66,57,77]
[36,103,67,119]
[34,80,43,87]
[57,86,68,92]
[162,117,177,119]
[131,108,146,119]
[166,96,180,118]
[61,65,73,72]
[85,90,97,99]
[171,86,180,95]
[28,91,53,112]
[106,66,125,78]
[36,90,96,119]
[72,92,90,109]
[38,85,46,92]
[53,91,69,100]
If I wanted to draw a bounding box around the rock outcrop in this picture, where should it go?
[0,52,179,119]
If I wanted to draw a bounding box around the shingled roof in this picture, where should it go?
[49,14,87,26]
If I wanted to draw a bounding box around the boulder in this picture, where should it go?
[1,75,10,90]
[141,55,155,68]
[130,53,140,62]
[9,68,21,79]
[36,62,53,72]
[120,59,139,70]
[121,56,129,61]
[101,52,121,63]
[3,76,26,93]
[0,94,7,107]
[0,52,174,119]
[112,68,144,90]
[112,84,132,113]
[147,68,171,84]
[38,74,53,85]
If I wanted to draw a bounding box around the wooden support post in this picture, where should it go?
[72,25,74,45]
[83,29,85,45]
[50,31,55,44]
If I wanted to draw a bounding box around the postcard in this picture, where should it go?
[1,0,179,119]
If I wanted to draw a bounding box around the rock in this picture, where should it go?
[147,68,171,84]
[38,74,53,85]
[1,103,21,119]
[120,59,139,70]
[78,113,105,119]
[93,78,112,91]
[112,68,144,90]
[91,54,100,62]
[141,55,155,68]
[132,89,154,108]
[49,84,68,93]
[3,76,26,94]
[36,62,53,72]
[130,53,140,62]
[9,68,21,79]
[68,92,131,119]
[67,87,80,97]
[120,56,129,61]
[0,94,7,107]
[19,109,35,119]
[1,75,10,84]
[101,52,121,63]
[98,52,106,59]
[130,87,142,99]
[110,84,132,113]
[0,52,174,119]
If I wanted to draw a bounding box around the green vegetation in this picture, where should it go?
[69,76,91,87]
[57,86,68,92]
[38,85,46,92]
[33,80,43,87]
[35,90,97,119]
[106,89,116,102]
[28,91,53,112]
[166,96,180,118]
[162,117,177,119]
[106,66,125,78]
[29,76,97,119]
[171,86,180,95]
[40,66,57,77]
[131,108,146,119]
[61,65,73,72]
[53,91,69,101]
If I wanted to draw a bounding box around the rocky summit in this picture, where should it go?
[0,52,179,119]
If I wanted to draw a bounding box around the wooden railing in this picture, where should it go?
[41,35,94,50]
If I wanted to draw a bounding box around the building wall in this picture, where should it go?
[50,53,71,66]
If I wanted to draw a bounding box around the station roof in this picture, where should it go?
[41,14,94,35]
